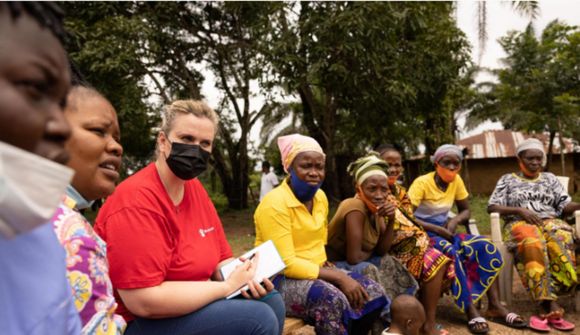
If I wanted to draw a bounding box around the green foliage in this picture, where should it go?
[468,21,580,168]
[63,2,475,206]
[207,189,229,214]
[197,169,229,213]
[263,2,471,199]
[62,2,282,209]
[62,2,162,173]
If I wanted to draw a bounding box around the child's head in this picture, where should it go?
[0,2,71,162]
[390,295,426,335]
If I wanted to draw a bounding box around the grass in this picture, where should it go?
[220,207,258,255]
[463,194,492,235]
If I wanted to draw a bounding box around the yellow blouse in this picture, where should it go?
[254,179,328,279]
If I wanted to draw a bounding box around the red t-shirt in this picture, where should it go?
[94,163,232,322]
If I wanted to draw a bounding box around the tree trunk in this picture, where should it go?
[557,118,566,176]
[212,150,249,210]
[321,138,340,203]
[210,146,233,203]
[210,140,249,210]
[221,133,250,210]
[546,130,556,172]
[321,99,340,202]
[297,86,340,202]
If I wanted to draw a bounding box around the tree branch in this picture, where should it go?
[145,70,171,104]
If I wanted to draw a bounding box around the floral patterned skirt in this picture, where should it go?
[273,267,388,335]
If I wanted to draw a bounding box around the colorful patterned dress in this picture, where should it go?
[488,172,577,301]
[408,172,504,312]
[387,184,454,284]
[51,195,125,335]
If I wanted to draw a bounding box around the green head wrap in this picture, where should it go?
[347,153,389,186]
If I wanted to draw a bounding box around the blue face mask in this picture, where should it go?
[289,170,322,202]
[66,185,94,211]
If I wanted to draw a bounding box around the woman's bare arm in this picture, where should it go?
[119,259,256,319]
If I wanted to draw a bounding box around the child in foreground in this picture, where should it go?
[382,295,426,335]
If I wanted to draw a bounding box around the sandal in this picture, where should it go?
[485,312,527,329]
[539,308,575,331]
[467,317,489,334]
[529,315,550,333]
[547,317,575,331]
[545,310,575,332]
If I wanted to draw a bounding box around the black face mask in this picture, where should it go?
[165,141,210,180]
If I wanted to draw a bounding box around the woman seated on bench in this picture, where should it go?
[254,134,389,335]
[488,138,580,332]
[95,100,284,335]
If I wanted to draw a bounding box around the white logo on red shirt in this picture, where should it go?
[199,227,215,237]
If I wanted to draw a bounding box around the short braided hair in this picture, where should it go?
[66,62,106,114]
[3,2,67,43]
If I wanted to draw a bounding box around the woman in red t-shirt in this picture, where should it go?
[95,100,284,335]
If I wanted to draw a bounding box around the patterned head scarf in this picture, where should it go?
[516,138,546,165]
[347,153,389,186]
[277,134,326,173]
[430,144,463,164]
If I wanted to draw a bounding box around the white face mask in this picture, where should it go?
[0,141,74,239]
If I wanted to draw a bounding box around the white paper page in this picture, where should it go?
[219,240,286,299]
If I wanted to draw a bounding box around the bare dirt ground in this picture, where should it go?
[435,287,580,335]
[287,277,580,335]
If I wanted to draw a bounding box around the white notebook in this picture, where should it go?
[219,240,286,299]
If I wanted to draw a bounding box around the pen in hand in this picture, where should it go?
[240,251,259,264]
[247,253,257,262]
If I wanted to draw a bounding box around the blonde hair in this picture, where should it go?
[160,100,219,135]
[156,100,219,158]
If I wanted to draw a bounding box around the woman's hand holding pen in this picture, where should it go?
[224,253,258,296]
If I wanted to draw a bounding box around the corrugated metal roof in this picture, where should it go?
[457,130,577,159]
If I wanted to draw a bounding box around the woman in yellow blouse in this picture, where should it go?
[408,144,525,334]
[254,134,388,335]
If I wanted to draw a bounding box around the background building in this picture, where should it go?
[457,130,578,195]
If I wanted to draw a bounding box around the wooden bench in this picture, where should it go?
[282,317,307,335]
